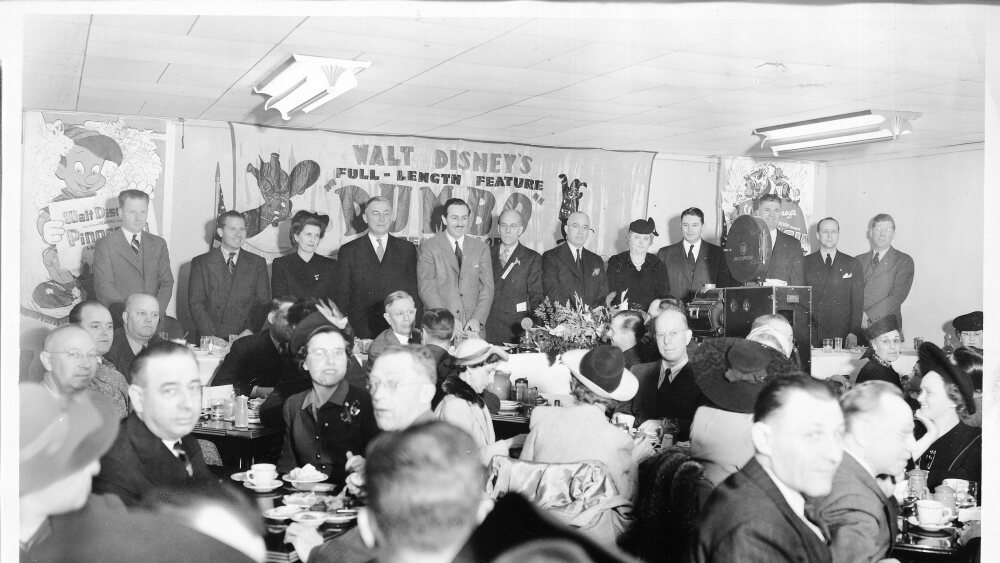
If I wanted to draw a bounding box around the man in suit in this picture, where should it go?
[624,309,701,442]
[93,342,213,507]
[658,207,730,301]
[367,291,422,369]
[813,381,912,563]
[804,217,865,348]
[417,198,494,336]
[92,189,174,314]
[753,194,804,286]
[856,213,915,336]
[542,211,609,308]
[333,197,421,339]
[690,375,843,563]
[212,296,296,397]
[487,209,543,344]
[104,293,165,382]
[188,211,270,341]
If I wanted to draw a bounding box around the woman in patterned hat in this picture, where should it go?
[855,314,904,392]
[606,218,669,312]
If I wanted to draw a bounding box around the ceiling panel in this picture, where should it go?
[188,15,305,44]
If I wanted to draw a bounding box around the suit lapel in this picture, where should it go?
[744,459,828,557]
[129,415,190,483]
[559,244,583,282]
[115,232,143,275]
[440,234,460,274]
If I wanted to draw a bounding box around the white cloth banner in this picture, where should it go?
[230,124,654,259]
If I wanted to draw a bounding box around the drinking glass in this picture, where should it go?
[822,338,833,352]
[958,482,978,508]
[833,337,843,351]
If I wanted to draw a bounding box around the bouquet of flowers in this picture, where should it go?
[526,293,618,364]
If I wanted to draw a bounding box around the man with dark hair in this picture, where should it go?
[657,207,731,301]
[422,308,456,407]
[691,374,843,563]
[103,292,165,381]
[93,342,213,507]
[187,210,271,342]
[92,189,174,313]
[753,194,804,286]
[804,217,865,348]
[333,196,422,339]
[487,209,543,344]
[855,213,914,335]
[70,300,131,418]
[542,211,609,308]
[418,198,494,336]
[812,381,913,563]
[212,295,297,397]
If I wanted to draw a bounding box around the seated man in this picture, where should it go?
[212,296,297,397]
[93,342,214,507]
[422,308,455,409]
[690,375,843,563]
[812,381,913,563]
[366,291,421,369]
[71,300,131,418]
[32,325,101,400]
[104,293,165,382]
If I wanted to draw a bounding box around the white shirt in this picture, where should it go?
[684,239,702,260]
[220,246,239,265]
[658,357,689,387]
[161,439,184,459]
[566,242,584,260]
[121,226,142,246]
[368,232,387,252]
[393,331,410,344]
[769,229,778,250]
[821,249,836,264]
[446,233,465,252]
[759,457,826,541]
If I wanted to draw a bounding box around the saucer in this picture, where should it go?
[907,516,955,532]
[243,479,283,492]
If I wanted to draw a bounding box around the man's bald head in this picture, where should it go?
[565,212,591,248]
[41,325,98,395]
[123,293,160,342]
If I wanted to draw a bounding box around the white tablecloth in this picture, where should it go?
[810,348,918,383]
[194,350,226,385]
[497,352,571,395]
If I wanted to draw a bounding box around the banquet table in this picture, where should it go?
[809,348,918,383]
[496,352,571,394]
[193,419,282,468]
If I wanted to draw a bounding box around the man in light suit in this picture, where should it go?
[417,198,494,336]
[804,217,865,348]
[486,209,543,345]
[690,375,842,563]
[856,213,914,337]
[92,189,174,315]
[754,194,804,286]
[657,207,730,301]
[333,197,421,339]
[812,381,911,563]
[542,211,609,308]
[187,211,270,341]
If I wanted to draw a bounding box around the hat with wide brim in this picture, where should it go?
[562,346,638,402]
[453,338,509,366]
[917,342,976,415]
[20,384,120,494]
[691,337,798,414]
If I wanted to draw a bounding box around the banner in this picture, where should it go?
[719,157,817,252]
[230,124,654,260]
[21,111,168,324]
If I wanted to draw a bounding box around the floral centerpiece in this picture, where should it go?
[525,292,620,364]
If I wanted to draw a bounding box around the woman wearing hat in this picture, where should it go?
[606,218,669,312]
[911,342,981,492]
[855,314,904,392]
[271,210,338,301]
[435,339,519,461]
[520,346,649,505]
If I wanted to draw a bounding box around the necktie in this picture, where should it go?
[576,248,584,275]
[872,253,880,267]
[500,247,510,265]
[687,244,695,263]
[375,237,385,262]
[227,251,236,274]
[803,503,830,543]
[131,234,140,254]
[825,253,832,268]
[659,366,672,388]
[455,241,463,269]
[173,441,193,476]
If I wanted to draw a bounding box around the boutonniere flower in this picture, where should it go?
[512,257,521,268]
[591,267,600,277]
[341,399,362,423]
[314,274,320,281]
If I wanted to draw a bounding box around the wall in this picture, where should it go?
[645,154,722,253]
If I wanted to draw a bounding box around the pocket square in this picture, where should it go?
[842,272,853,278]
[591,268,601,277]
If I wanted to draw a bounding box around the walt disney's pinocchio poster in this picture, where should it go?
[21,111,168,325]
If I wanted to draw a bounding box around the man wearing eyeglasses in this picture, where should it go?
[35,324,103,399]
[542,211,609,308]
[487,209,543,345]
[855,214,914,339]
[366,291,422,370]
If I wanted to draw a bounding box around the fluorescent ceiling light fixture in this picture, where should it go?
[254,55,371,120]
[753,110,920,155]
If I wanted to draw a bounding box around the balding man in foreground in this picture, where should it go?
[542,211,608,308]
[35,324,102,400]
[812,381,912,563]
[487,209,543,344]
[691,375,843,563]
[104,292,165,381]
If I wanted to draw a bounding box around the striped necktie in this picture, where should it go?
[173,441,193,476]
[227,252,236,274]
[131,234,140,254]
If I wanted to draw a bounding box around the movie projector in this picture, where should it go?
[686,215,811,371]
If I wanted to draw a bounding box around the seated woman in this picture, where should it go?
[271,210,338,302]
[855,314,903,391]
[606,218,668,313]
[606,309,655,368]
[954,346,983,428]
[277,311,379,487]
[434,339,517,462]
[911,342,981,493]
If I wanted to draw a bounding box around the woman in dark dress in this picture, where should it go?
[606,218,668,312]
[911,342,981,493]
[854,314,903,391]
[271,210,338,301]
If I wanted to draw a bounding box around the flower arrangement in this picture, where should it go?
[525,293,618,363]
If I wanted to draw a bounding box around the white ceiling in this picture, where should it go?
[19,3,989,161]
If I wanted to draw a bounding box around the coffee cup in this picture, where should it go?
[916,499,953,525]
[245,463,277,486]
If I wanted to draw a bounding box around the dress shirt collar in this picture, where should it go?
[844,447,877,479]
[368,232,387,248]
[769,229,778,249]
[758,457,827,541]
[821,249,837,263]
[301,381,350,411]
[121,226,142,244]
[659,357,688,387]
[162,438,183,458]
[446,232,465,250]
[220,246,240,262]
[500,241,520,257]
[566,242,584,257]
[125,332,148,356]
[685,239,702,257]
[393,331,411,344]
